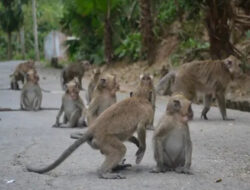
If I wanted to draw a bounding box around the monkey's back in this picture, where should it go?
[91,97,153,141]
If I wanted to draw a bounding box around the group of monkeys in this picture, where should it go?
[7,55,243,179]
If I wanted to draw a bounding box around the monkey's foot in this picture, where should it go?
[135,148,145,164]
[99,172,126,179]
[201,113,208,120]
[175,167,193,175]
[223,117,234,121]
[52,123,60,128]
[150,167,165,173]
[112,159,132,171]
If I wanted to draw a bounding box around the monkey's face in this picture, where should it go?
[67,86,79,100]
[98,75,119,94]
[224,55,243,78]
[167,94,192,123]
[27,70,39,83]
[140,74,153,88]
[81,61,91,70]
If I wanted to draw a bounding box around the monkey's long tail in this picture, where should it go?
[26,132,92,174]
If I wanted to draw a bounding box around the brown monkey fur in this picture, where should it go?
[26,82,154,179]
[152,94,193,174]
[131,73,156,130]
[86,74,119,125]
[10,60,35,90]
[60,60,91,90]
[173,55,242,120]
[53,79,87,128]
[86,68,101,104]
[20,69,42,111]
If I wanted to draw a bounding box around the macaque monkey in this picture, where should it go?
[10,60,35,90]
[60,60,91,90]
[20,69,42,111]
[86,74,119,125]
[86,68,101,104]
[131,73,156,130]
[152,94,193,174]
[26,84,154,179]
[156,71,175,96]
[173,55,243,120]
[53,79,87,128]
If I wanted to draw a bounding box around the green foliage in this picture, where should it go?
[246,30,250,40]
[114,32,141,61]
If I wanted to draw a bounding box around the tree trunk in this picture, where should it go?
[32,0,40,61]
[138,0,155,64]
[205,0,234,59]
[7,31,12,60]
[104,0,112,64]
[19,26,26,59]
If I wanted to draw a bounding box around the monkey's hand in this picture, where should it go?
[135,147,145,164]
[52,121,60,128]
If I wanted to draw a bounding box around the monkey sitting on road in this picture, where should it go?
[152,94,193,174]
[131,73,156,130]
[85,68,101,104]
[173,55,243,120]
[10,60,35,90]
[26,81,154,179]
[60,60,91,90]
[86,74,119,125]
[52,79,87,128]
[20,69,42,111]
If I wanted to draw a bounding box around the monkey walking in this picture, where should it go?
[20,69,42,111]
[152,94,193,174]
[52,79,87,128]
[26,83,154,179]
[172,55,243,120]
[60,60,91,90]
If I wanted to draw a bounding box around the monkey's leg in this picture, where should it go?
[33,97,41,111]
[59,110,81,128]
[215,92,231,120]
[98,138,126,179]
[128,136,140,148]
[135,123,146,164]
[201,94,212,120]
[151,138,167,173]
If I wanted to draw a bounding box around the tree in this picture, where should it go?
[0,0,23,59]
[32,0,40,61]
[138,0,155,64]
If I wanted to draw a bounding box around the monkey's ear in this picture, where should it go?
[130,91,133,97]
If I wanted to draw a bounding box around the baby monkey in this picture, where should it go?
[152,94,193,174]
[20,69,42,111]
[53,79,86,128]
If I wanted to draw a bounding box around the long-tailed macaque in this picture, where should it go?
[26,84,154,179]
[173,55,243,120]
[86,74,119,125]
[85,68,101,104]
[152,94,193,174]
[52,79,87,128]
[60,60,91,90]
[131,73,156,130]
[10,60,35,90]
[20,69,42,111]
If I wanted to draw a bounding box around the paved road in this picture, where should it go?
[0,61,250,190]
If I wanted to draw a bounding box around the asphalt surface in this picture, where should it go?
[0,61,250,190]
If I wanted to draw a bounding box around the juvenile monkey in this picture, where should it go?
[152,94,193,174]
[26,84,154,179]
[60,60,91,90]
[86,74,119,125]
[131,73,156,130]
[173,55,243,120]
[20,69,42,111]
[52,79,87,128]
[86,68,101,104]
[10,60,35,90]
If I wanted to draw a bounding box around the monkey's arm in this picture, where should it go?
[20,88,26,110]
[135,122,146,164]
[87,97,99,116]
[184,128,192,169]
[54,97,64,126]
[33,87,42,110]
